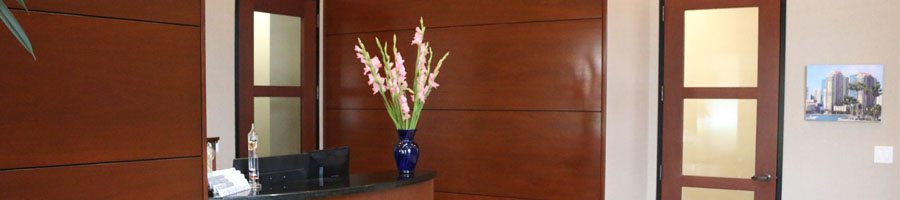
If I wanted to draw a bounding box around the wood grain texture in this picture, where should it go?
[661,0,782,199]
[5,0,201,25]
[324,0,603,35]
[325,110,603,199]
[0,157,202,199]
[0,11,202,169]
[325,20,604,111]
[681,176,757,191]
[435,192,524,200]
[324,1,605,199]
[321,180,433,200]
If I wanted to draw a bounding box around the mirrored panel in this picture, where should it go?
[254,11,303,86]
[683,99,757,179]
[684,7,758,87]
[254,97,302,156]
[682,187,754,200]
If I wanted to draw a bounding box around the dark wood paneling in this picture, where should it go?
[323,180,433,200]
[681,176,757,191]
[435,192,523,200]
[5,0,201,25]
[0,157,202,199]
[325,1,605,199]
[324,0,602,35]
[0,11,202,169]
[325,20,604,111]
[325,110,603,199]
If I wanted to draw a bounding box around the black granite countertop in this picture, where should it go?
[210,171,436,200]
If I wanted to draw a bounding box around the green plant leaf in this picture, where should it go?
[0,2,35,59]
[15,0,28,13]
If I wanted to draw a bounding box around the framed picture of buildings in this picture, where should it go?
[805,65,884,122]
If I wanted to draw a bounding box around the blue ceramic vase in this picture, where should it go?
[393,129,419,174]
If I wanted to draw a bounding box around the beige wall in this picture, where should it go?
[783,0,900,199]
[205,0,237,170]
[606,0,900,199]
[605,0,660,199]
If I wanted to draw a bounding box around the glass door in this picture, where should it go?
[661,0,782,200]
[237,0,318,157]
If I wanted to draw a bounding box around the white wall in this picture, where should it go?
[205,0,236,170]
[605,0,659,199]
[783,0,900,199]
[606,0,900,199]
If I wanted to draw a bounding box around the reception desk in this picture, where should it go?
[211,171,435,200]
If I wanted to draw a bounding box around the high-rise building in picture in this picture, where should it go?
[848,73,878,107]
[822,71,846,111]
[811,88,821,103]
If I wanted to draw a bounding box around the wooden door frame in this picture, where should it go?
[237,0,319,157]
[656,0,785,199]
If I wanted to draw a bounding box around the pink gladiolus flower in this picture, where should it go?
[395,53,407,77]
[416,46,429,73]
[391,68,399,80]
[354,45,367,63]
[363,64,370,75]
[411,27,423,45]
[428,71,440,88]
[369,75,385,95]
[400,95,411,119]
[390,82,400,94]
[353,19,451,129]
[356,53,365,63]
[416,90,426,103]
[370,57,383,69]
[397,56,409,88]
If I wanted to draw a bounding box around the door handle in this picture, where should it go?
[751,174,772,181]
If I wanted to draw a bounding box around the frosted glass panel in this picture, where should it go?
[683,99,757,179]
[682,187,754,200]
[254,97,302,157]
[684,7,758,87]
[254,11,303,86]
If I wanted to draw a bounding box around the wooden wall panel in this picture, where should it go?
[435,192,522,200]
[324,0,603,35]
[0,11,202,169]
[325,110,603,199]
[325,20,604,111]
[5,0,201,25]
[322,180,434,200]
[0,158,202,199]
[325,1,604,199]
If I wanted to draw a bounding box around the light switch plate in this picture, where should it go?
[874,146,893,164]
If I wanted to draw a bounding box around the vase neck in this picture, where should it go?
[397,129,416,140]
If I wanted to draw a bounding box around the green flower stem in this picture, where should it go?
[356,19,450,130]
[358,39,400,128]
